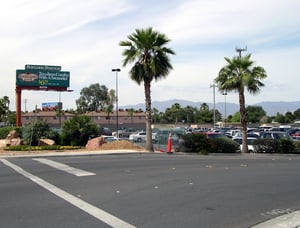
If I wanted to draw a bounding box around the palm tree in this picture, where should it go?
[119,27,175,151]
[215,54,267,153]
[127,108,135,124]
[170,103,181,124]
[152,107,159,124]
[184,105,195,124]
[104,104,113,124]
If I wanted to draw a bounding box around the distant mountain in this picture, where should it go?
[120,99,300,116]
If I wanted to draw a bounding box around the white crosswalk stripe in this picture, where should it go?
[33,158,96,176]
[0,159,136,228]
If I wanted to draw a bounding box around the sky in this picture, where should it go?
[1,0,300,112]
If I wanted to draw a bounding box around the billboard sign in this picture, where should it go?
[42,102,62,111]
[16,69,70,88]
[25,64,61,72]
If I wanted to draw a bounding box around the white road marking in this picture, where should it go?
[0,159,136,228]
[33,158,96,176]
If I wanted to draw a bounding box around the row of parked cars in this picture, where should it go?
[100,126,300,152]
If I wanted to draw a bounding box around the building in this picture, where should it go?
[21,109,146,130]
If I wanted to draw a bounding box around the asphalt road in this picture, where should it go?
[1,153,300,228]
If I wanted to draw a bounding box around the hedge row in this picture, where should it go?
[175,133,300,154]
[175,133,239,154]
[4,145,82,151]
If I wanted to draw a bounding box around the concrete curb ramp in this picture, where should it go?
[252,210,300,228]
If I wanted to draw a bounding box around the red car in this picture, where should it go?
[292,131,300,137]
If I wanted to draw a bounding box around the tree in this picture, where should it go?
[0,96,10,123]
[215,53,267,153]
[76,83,109,113]
[119,27,175,151]
[230,112,241,122]
[284,111,295,123]
[170,103,182,124]
[184,106,195,124]
[245,106,266,123]
[294,108,300,120]
[61,115,99,146]
[196,103,212,123]
[128,108,135,124]
[151,107,159,124]
[104,89,116,123]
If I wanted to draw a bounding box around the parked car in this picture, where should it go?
[101,135,118,142]
[129,131,147,142]
[205,132,226,139]
[232,137,257,153]
[259,131,290,140]
[118,128,137,138]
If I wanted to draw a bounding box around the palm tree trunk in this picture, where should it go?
[144,81,154,152]
[239,90,248,153]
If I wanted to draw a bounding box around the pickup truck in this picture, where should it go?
[112,128,137,138]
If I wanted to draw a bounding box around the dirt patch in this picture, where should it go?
[100,140,145,151]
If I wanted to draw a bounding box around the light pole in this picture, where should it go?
[210,84,217,128]
[112,68,121,138]
[223,91,227,127]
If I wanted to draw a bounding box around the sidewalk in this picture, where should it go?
[0,148,150,158]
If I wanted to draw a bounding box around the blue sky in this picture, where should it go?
[1,0,300,112]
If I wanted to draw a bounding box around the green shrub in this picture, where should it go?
[22,120,52,146]
[254,138,298,154]
[279,138,296,154]
[61,115,99,146]
[177,133,239,153]
[179,133,213,153]
[294,141,300,154]
[209,138,240,153]
[4,145,81,151]
[0,127,21,139]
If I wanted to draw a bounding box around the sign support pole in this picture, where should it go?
[16,86,22,127]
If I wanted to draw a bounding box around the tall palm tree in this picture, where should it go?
[170,103,181,124]
[127,108,135,124]
[215,54,267,153]
[151,107,159,124]
[119,27,175,151]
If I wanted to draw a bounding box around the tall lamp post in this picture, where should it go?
[112,68,121,138]
[210,84,217,128]
[222,91,227,127]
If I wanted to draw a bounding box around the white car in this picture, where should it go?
[101,135,118,142]
[129,131,147,142]
[232,137,257,153]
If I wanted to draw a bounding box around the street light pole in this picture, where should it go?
[112,68,121,138]
[223,91,227,127]
[210,84,217,128]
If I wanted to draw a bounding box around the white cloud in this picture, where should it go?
[0,0,299,112]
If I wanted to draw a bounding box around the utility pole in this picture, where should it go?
[235,46,247,124]
[235,46,247,58]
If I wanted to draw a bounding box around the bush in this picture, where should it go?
[0,127,21,139]
[61,115,99,146]
[279,138,296,154]
[22,120,52,146]
[253,138,297,154]
[209,138,240,153]
[176,133,239,154]
[294,141,300,154]
[179,133,212,153]
[4,145,81,151]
